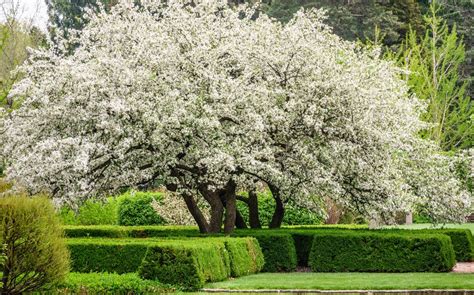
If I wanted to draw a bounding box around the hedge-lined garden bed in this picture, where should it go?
[67,237,264,290]
[63,225,473,286]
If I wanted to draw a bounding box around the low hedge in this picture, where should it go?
[63,225,200,238]
[242,233,297,272]
[53,272,169,294]
[224,238,265,277]
[67,239,148,273]
[420,229,473,262]
[67,237,263,290]
[291,226,474,263]
[139,241,229,290]
[309,232,456,272]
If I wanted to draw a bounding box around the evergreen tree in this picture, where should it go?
[395,0,473,151]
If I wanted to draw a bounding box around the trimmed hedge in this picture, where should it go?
[67,237,264,290]
[291,226,474,264]
[139,241,229,290]
[224,238,265,277]
[309,232,456,272]
[421,229,473,262]
[67,239,148,273]
[245,233,297,272]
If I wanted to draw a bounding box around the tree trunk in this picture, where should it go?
[182,194,210,233]
[269,184,285,228]
[208,199,224,233]
[223,180,237,234]
[248,189,261,228]
[200,185,224,234]
[235,209,248,229]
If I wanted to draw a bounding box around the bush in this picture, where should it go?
[243,232,297,272]
[138,240,230,291]
[54,272,169,294]
[67,239,148,273]
[309,232,456,272]
[0,195,70,294]
[117,191,166,226]
[224,238,264,277]
[236,190,323,226]
[437,229,474,262]
[76,198,118,225]
[58,198,118,226]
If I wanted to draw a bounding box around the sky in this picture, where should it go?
[1,0,49,31]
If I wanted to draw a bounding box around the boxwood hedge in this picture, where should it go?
[309,232,456,272]
[67,237,264,290]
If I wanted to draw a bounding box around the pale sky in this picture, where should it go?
[1,0,49,31]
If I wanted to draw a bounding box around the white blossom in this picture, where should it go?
[0,0,470,224]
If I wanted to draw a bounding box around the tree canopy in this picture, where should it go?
[1,1,470,232]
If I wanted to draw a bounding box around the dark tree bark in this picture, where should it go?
[223,180,237,234]
[269,184,285,228]
[199,185,224,233]
[248,189,261,229]
[182,194,210,233]
[235,209,248,229]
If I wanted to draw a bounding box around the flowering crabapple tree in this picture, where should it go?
[0,0,471,233]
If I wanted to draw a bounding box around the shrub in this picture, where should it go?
[117,191,166,226]
[243,233,297,272]
[236,190,323,226]
[0,195,70,294]
[67,239,148,273]
[309,232,456,272]
[437,229,474,262]
[76,198,118,225]
[138,241,230,291]
[224,238,264,277]
[54,272,169,294]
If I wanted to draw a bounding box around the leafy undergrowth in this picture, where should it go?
[52,272,175,294]
[205,273,474,290]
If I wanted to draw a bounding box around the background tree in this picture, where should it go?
[0,0,46,175]
[394,0,473,151]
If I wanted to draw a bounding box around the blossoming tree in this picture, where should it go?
[1,0,470,233]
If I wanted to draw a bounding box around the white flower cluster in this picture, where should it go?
[1,0,470,223]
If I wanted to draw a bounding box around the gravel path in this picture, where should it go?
[452,262,474,273]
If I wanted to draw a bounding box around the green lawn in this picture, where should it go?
[205,273,474,290]
[386,223,474,234]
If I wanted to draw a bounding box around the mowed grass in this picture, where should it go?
[205,273,474,290]
[385,223,474,234]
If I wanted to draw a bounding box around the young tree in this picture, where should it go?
[1,0,470,233]
[395,0,473,151]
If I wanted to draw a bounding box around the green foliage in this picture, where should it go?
[54,272,168,294]
[236,190,323,226]
[0,195,70,294]
[67,239,148,273]
[309,232,456,272]
[393,0,473,150]
[246,233,297,272]
[67,237,264,290]
[59,198,119,225]
[424,229,473,262]
[260,0,423,48]
[138,240,231,290]
[224,238,265,277]
[117,191,166,226]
